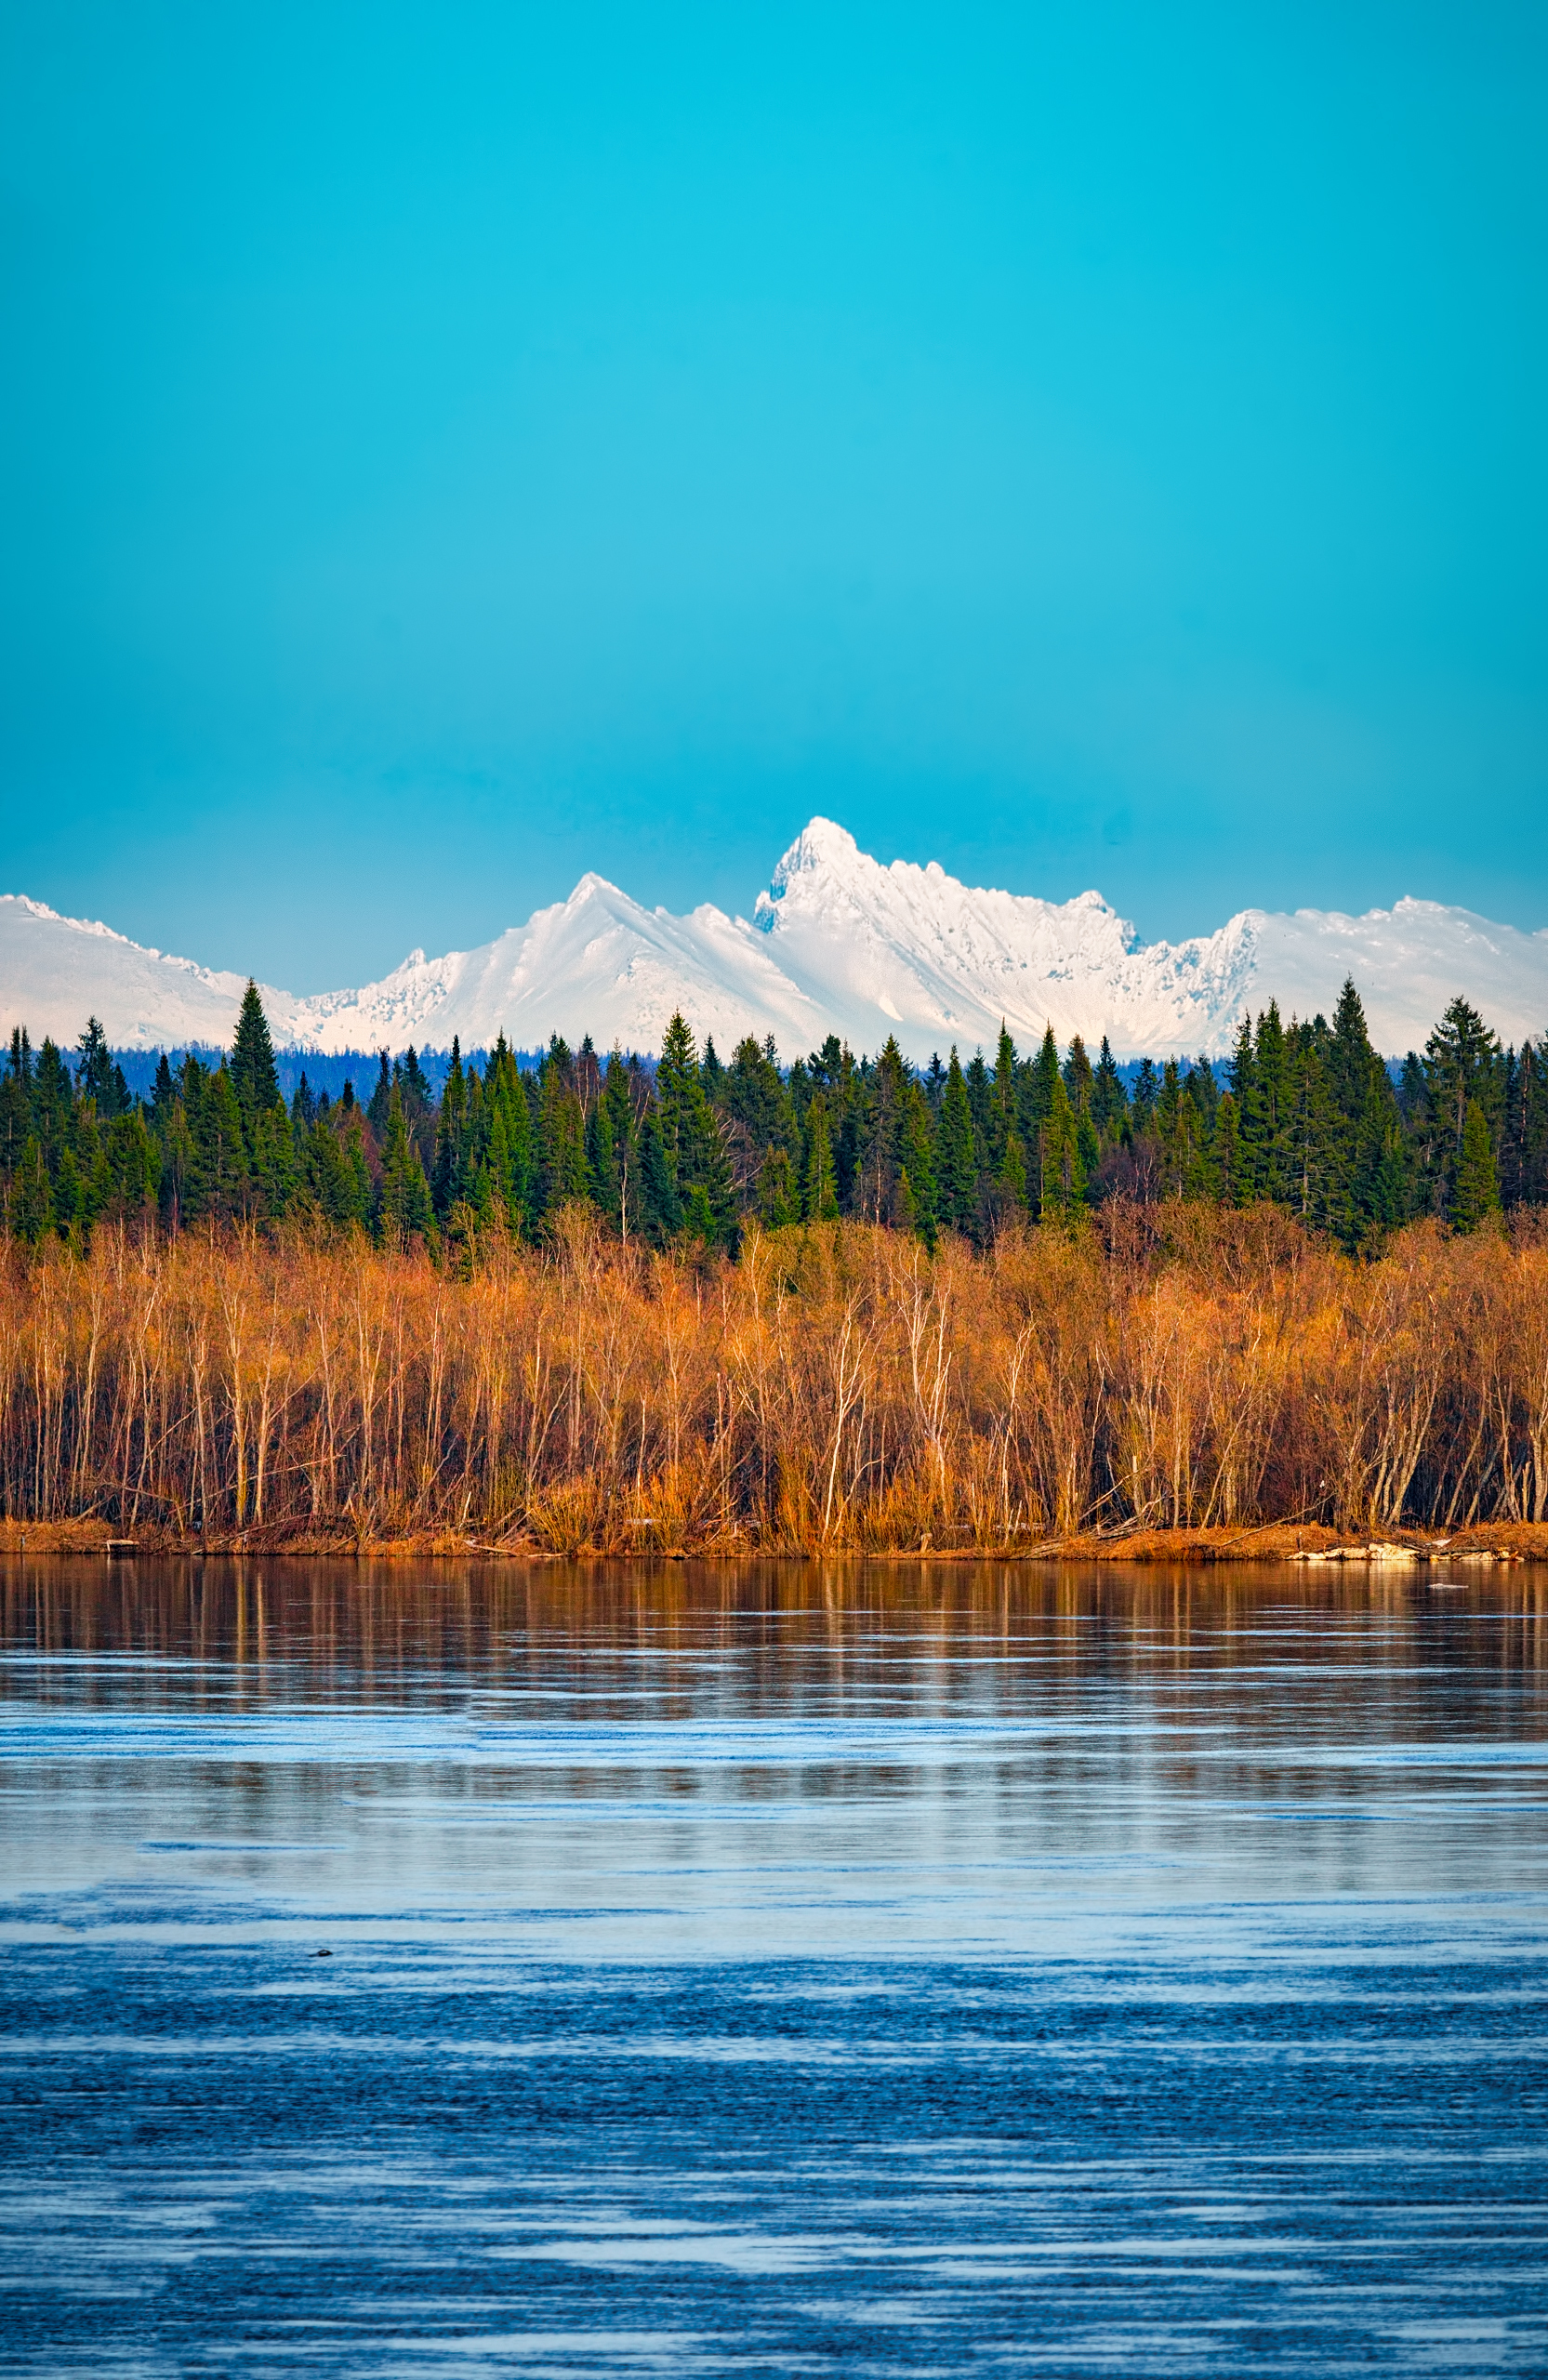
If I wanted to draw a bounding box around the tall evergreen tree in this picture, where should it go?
[377,1084,435,1246]
[801,1093,840,1222]
[756,1145,800,1228]
[431,1039,468,1221]
[1450,1100,1502,1232]
[74,1017,129,1117]
[935,1051,976,1232]
[1091,1036,1127,1141]
[897,1080,939,1246]
[1039,1075,1085,1222]
[1028,1026,1061,1141]
[636,1104,683,1243]
[231,982,281,1139]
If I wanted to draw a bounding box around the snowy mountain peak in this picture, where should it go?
[3,826,1546,1060]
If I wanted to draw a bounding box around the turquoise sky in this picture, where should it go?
[3,1,1545,990]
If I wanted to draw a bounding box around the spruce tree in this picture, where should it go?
[431,1040,467,1221]
[231,982,281,1140]
[999,1128,1028,1215]
[601,1052,639,1237]
[1243,1004,1289,1201]
[536,1054,589,1213]
[1029,1027,1061,1139]
[655,1012,700,1181]
[898,1081,939,1246]
[586,1094,620,1222]
[1423,997,1503,1214]
[195,1064,250,1220]
[1328,978,1378,1121]
[103,1110,161,1217]
[366,1054,394,1135]
[1130,1058,1158,1139]
[303,1113,352,1226]
[0,1033,33,1175]
[1425,998,1502,1149]
[480,1039,534,1232]
[724,1035,791,1153]
[75,1017,126,1115]
[963,1052,992,1179]
[801,1093,840,1222]
[31,1041,73,1168]
[756,1145,800,1228]
[377,1084,436,1246]
[1039,1076,1085,1222]
[1091,1037,1128,1142]
[1283,1025,1342,1228]
[1450,1100,1502,1232]
[935,1051,976,1231]
[856,1038,910,1222]
[8,1136,53,1242]
[991,1025,1017,1170]
[637,1104,683,1243]
[654,1012,736,1246]
[1063,1033,1094,1109]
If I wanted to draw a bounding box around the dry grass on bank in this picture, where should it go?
[2,1204,1547,1554]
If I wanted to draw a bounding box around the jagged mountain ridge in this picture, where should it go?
[3,819,1546,1061]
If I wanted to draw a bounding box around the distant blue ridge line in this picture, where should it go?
[104,1047,1275,1098]
[106,1048,547,1102]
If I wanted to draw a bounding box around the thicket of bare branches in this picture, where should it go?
[3,1206,1546,1546]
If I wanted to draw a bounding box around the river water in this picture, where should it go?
[2,1556,1545,2376]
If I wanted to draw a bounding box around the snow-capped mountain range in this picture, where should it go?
[4,819,1546,1063]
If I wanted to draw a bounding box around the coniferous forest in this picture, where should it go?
[4,976,1546,1253]
[2,980,1548,1550]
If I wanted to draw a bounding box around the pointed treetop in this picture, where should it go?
[231,981,280,1119]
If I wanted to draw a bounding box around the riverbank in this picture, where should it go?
[4,1517,1545,1563]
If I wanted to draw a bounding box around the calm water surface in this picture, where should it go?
[2,1556,1546,2376]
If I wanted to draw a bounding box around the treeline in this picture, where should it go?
[3,1211,1546,1540]
[3,977,1546,1255]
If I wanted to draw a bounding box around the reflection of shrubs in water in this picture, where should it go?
[1,1206,1546,1546]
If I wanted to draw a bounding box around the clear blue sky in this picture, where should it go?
[3,0,1545,991]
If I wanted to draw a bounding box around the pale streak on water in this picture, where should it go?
[1,1557,1545,2377]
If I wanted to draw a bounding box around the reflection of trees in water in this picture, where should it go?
[4,1555,1543,1729]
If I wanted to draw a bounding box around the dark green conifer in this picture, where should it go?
[898,1081,938,1246]
[8,1135,53,1242]
[801,1094,840,1222]
[431,1040,467,1220]
[1450,1100,1502,1232]
[999,1128,1028,1215]
[104,1112,161,1216]
[195,1064,250,1219]
[991,1025,1017,1169]
[636,1104,683,1243]
[935,1051,976,1231]
[1130,1058,1158,1138]
[366,1054,394,1135]
[231,982,280,1136]
[756,1145,800,1228]
[1063,1033,1094,1110]
[75,1017,128,1116]
[1039,1076,1085,1221]
[1029,1026,1060,1138]
[1092,1036,1127,1141]
[377,1084,436,1246]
